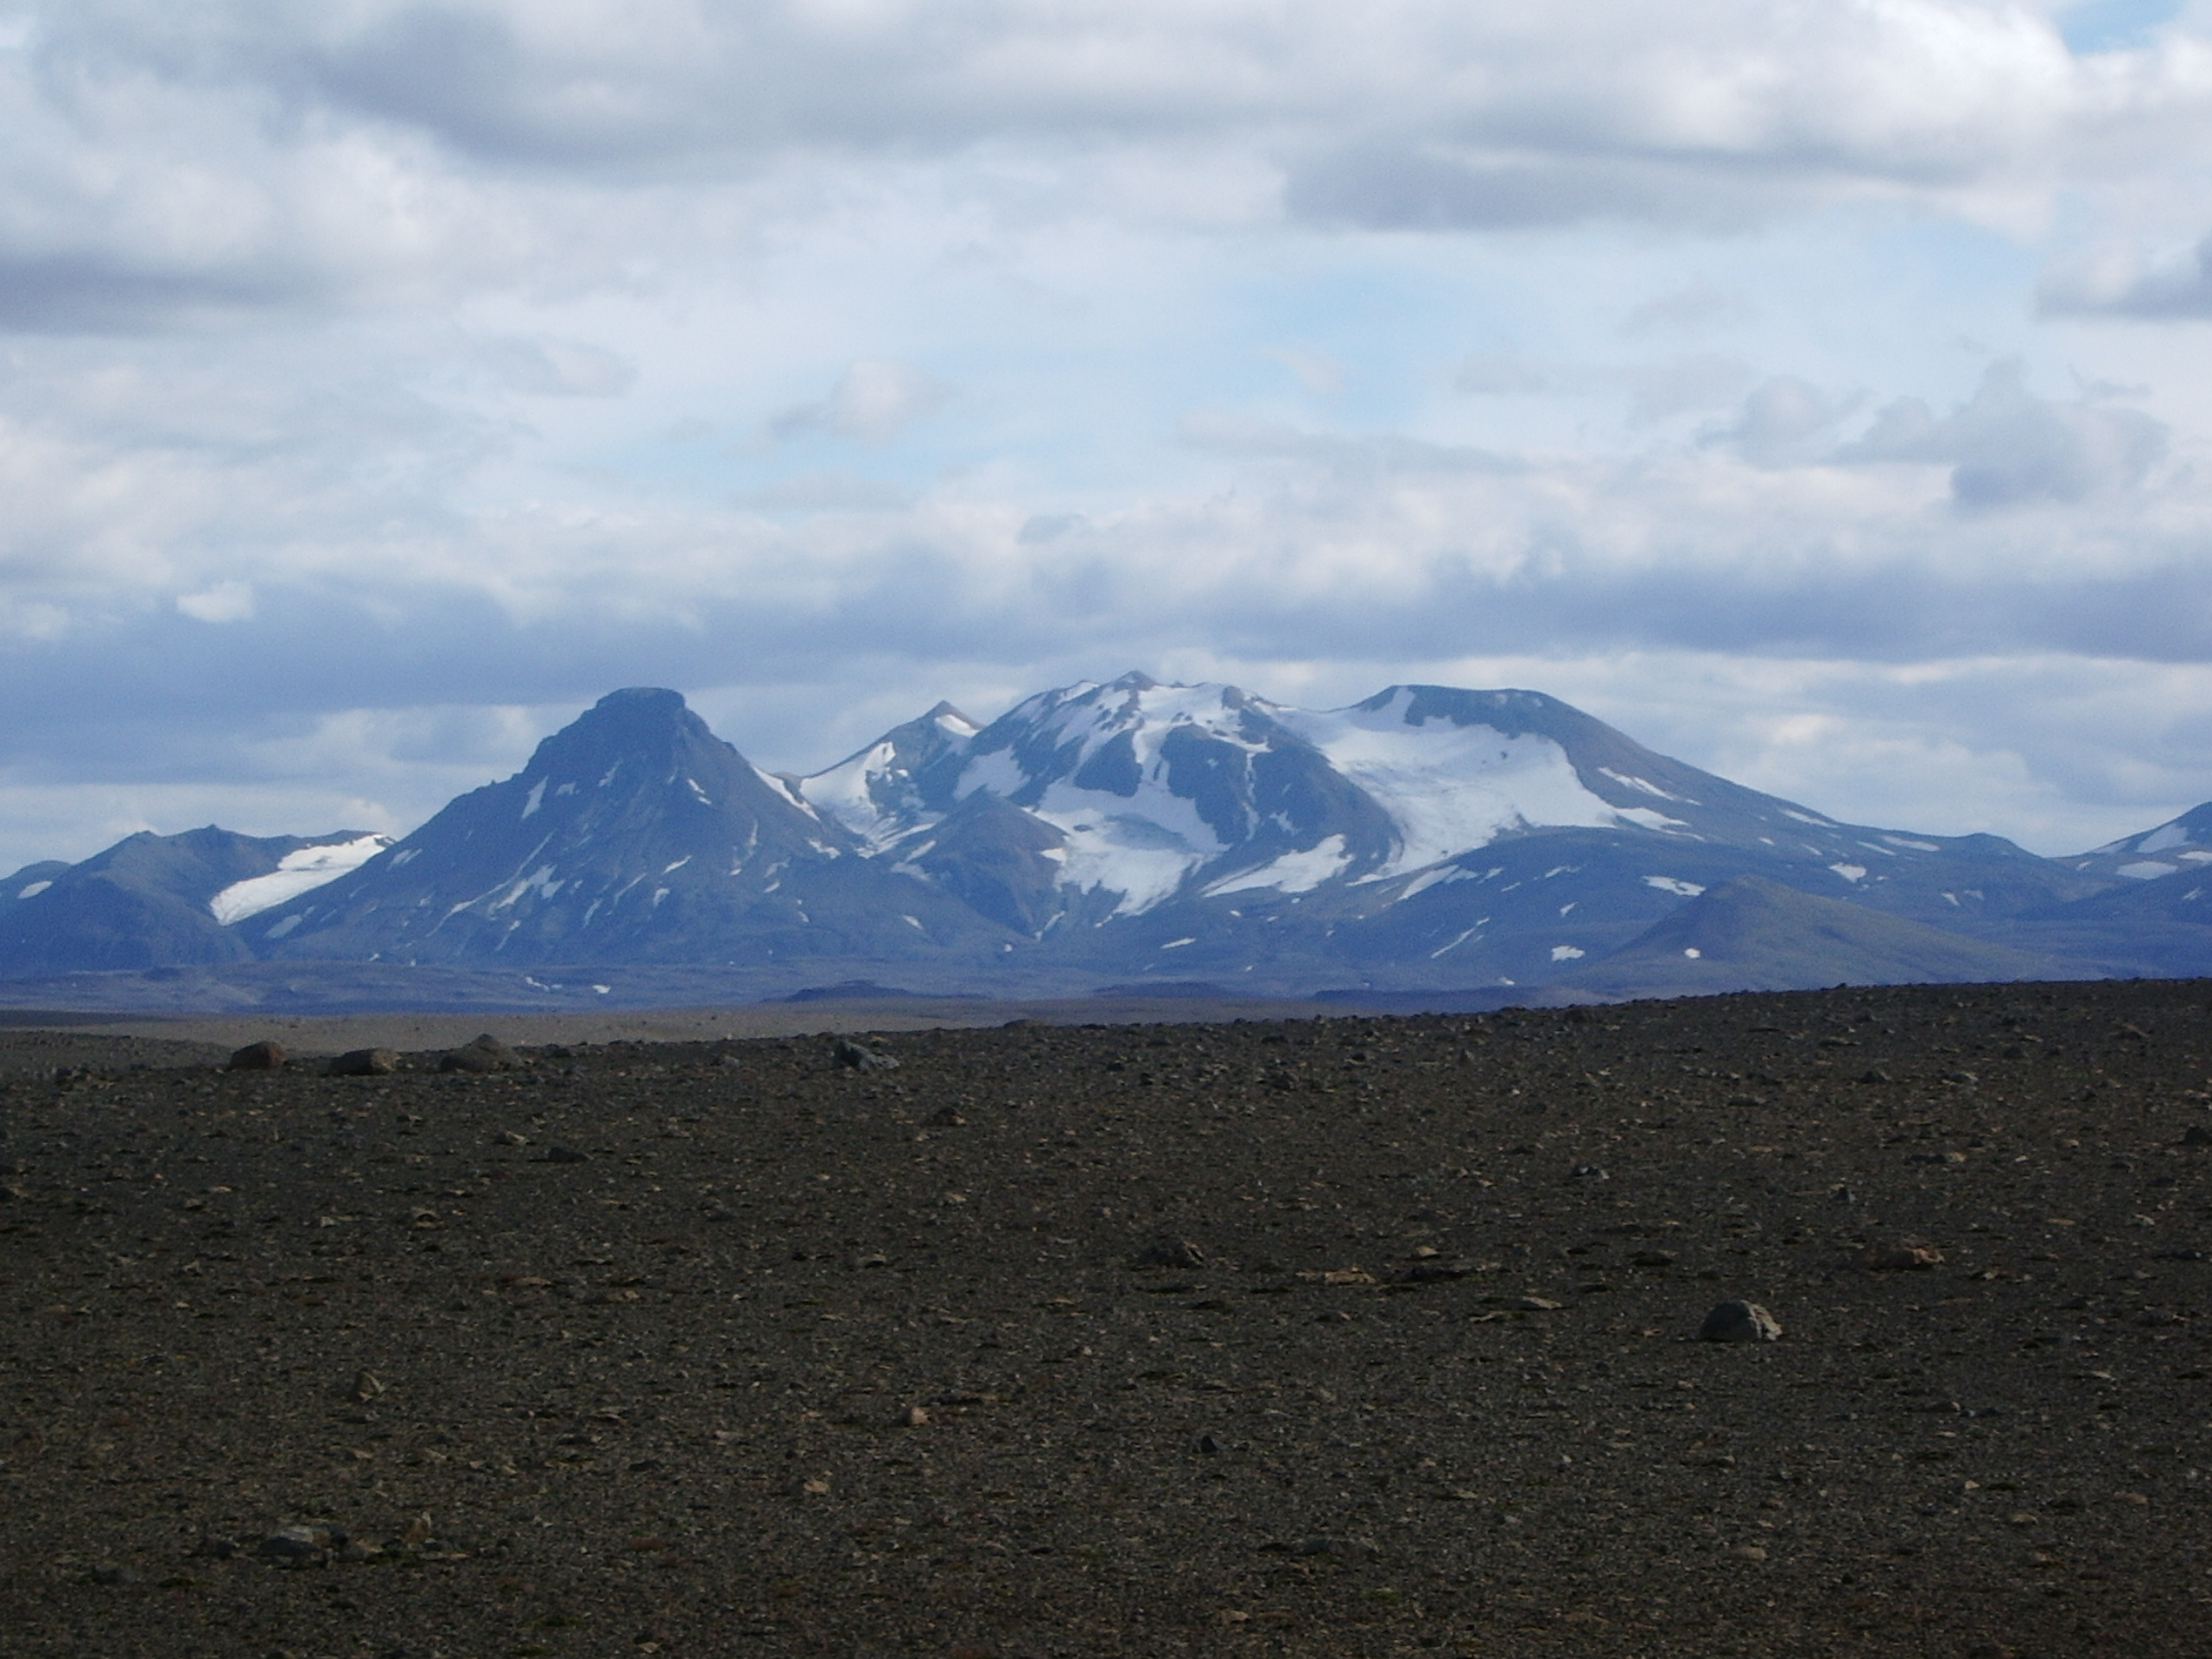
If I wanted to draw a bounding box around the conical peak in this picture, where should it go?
[589,686,690,719]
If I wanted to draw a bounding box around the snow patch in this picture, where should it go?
[1783,809,1834,826]
[1683,947,1701,958]
[1829,863,1868,882]
[2140,822,2197,855]
[521,779,548,820]
[1644,876,1705,897]
[1599,767,1694,804]
[15,880,50,899]
[211,836,392,925]
[264,913,303,939]
[1881,835,1940,852]
[1160,937,1196,950]
[1205,836,1351,898]
[2119,861,2180,880]
[1280,693,1622,875]
[1550,944,1585,962]
[1612,807,1690,833]
[1391,863,1479,904]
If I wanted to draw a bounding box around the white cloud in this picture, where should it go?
[3,3,2212,874]
[175,581,254,623]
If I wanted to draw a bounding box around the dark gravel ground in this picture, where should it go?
[3,979,2211,1658]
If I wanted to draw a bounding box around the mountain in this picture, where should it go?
[235,688,1014,966]
[796,673,2099,994]
[0,827,385,976]
[5,674,2208,1003]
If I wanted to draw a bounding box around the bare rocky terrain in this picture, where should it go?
[3,979,2211,1657]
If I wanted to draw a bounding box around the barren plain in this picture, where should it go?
[3,979,2210,1657]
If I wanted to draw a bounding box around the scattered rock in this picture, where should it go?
[1859,1243,1945,1271]
[493,1128,530,1147]
[1729,1543,1769,1561]
[1132,1236,1207,1270]
[256,1524,332,1567]
[833,1039,899,1072]
[89,1562,140,1585]
[926,1107,966,1127]
[2181,1125,2212,1147]
[1514,1295,1563,1313]
[439,1034,517,1073]
[349,1369,385,1403]
[325,1047,399,1077]
[1193,1432,1223,1455]
[1859,1067,1893,1084]
[1631,1249,1678,1268]
[542,1145,590,1165]
[1567,1163,1608,1180]
[1698,1300,1783,1343]
[227,1040,287,1071]
[900,1404,930,1427]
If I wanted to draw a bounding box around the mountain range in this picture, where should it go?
[4,674,2208,1008]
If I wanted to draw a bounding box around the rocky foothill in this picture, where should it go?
[3,978,2212,1656]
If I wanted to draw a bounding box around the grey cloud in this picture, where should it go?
[734,472,914,513]
[1457,352,1752,424]
[2040,234,2212,319]
[1709,377,1859,467]
[766,359,949,446]
[479,335,636,397]
[1620,284,1758,340]
[1839,360,2166,506]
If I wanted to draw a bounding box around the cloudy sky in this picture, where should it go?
[6,0,2212,871]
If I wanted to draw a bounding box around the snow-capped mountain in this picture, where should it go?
[4,674,2206,999]
[234,687,1012,965]
[798,673,2087,944]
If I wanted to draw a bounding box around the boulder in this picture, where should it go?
[1698,1300,1783,1343]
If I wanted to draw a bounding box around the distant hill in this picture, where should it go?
[1562,875,2072,998]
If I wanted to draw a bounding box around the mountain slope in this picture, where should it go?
[1560,874,2071,998]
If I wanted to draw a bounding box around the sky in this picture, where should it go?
[7,1,2212,871]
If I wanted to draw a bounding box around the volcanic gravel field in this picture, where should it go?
[5,980,2212,1657]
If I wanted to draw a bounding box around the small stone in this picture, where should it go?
[1631,1249,1677,1268]
[1730,1544,1768,1561]
[900,1404,930,1427]
[89,1562,139,1585]
[257,1524,331,1565]
[326,1048,398,1077]
[1858,1243,1944,1271]
[2181,1125,2212,1147]
[1859,1067,1892,1084]
[1698,1300,1783,1343]
[542,1145,590,1165]
[1133,1236,1207,1270]
[402,1514,434,1548]
[832,1039,899,1072]
[1567,1164,1608,1180]
[1194,1433,1223,1455]
[1514,1295,1563,1312]
[493,1128,530,1147]
[926,1107,966,1127]
[439,1034,516,1073]
[227,1040,287,1071]
[350,1369,385,1402]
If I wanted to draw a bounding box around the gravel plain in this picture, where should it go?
[3,978,2210,1657]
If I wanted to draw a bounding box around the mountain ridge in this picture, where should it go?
[2,674,2204,1005]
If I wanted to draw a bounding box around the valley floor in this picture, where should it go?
[3,980,2209,1656]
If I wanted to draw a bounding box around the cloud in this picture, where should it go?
[767,359,949,446]
[1837,359,2167,506]
[175,581,254,623]
[478,335,637,397]
[2041,232,2212,319]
